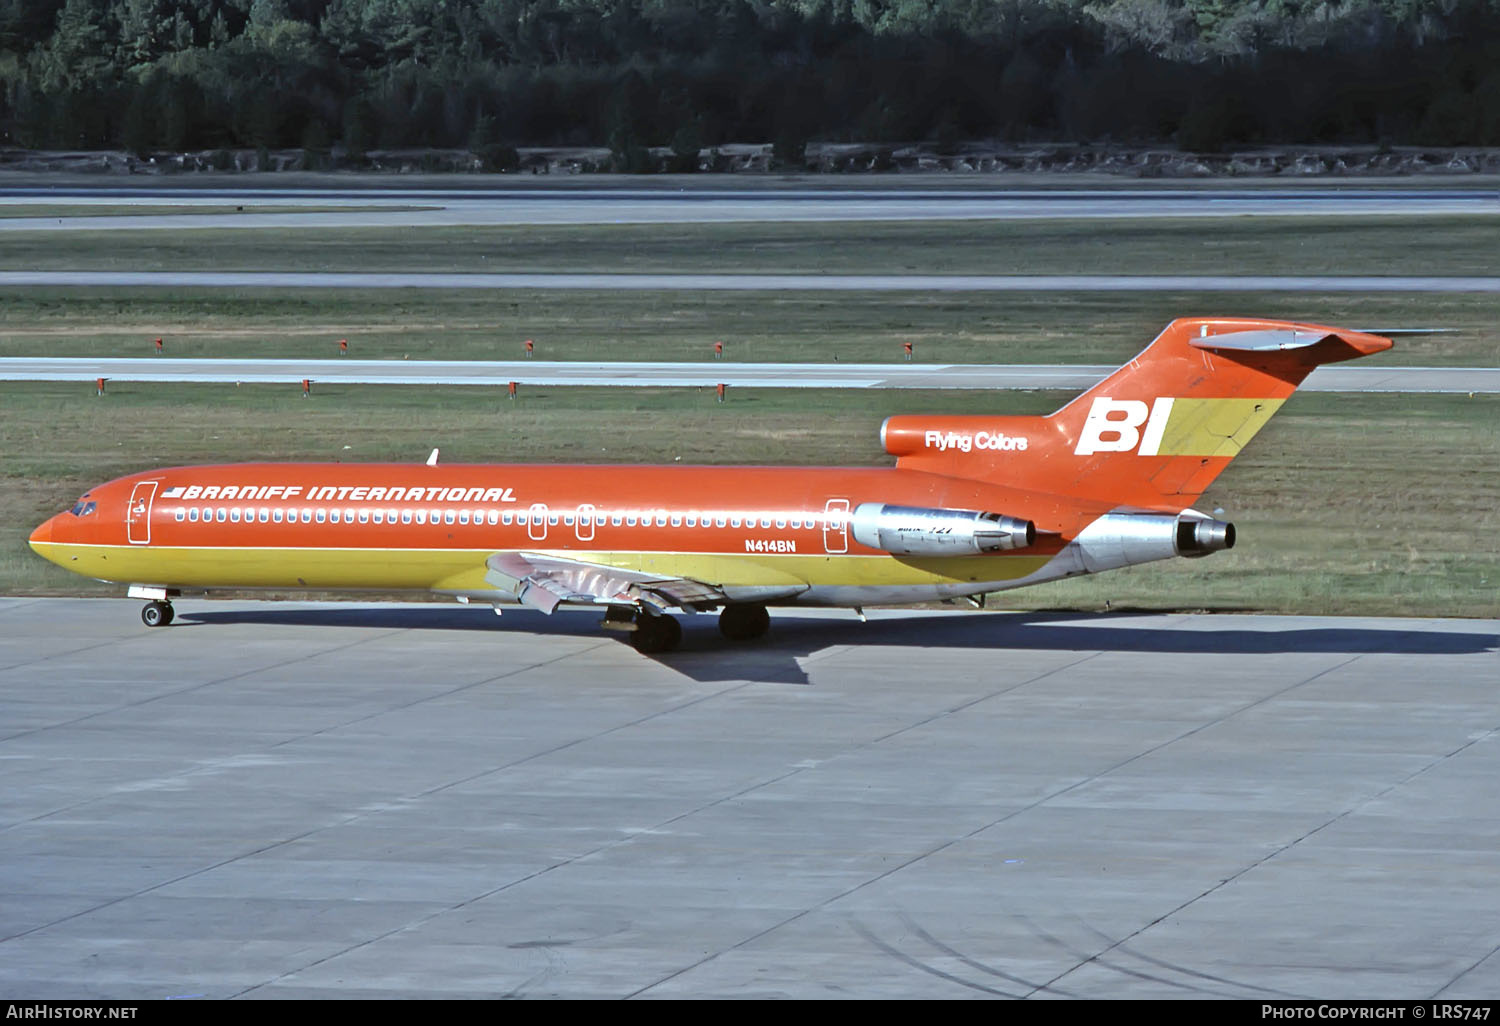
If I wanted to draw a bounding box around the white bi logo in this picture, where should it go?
[1074,397,1175,456]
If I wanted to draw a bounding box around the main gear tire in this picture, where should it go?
[718,604,770,641]
[630,613,683,654]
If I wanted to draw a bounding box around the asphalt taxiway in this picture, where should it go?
[1,597,1496,998]
[0,184,1494,230]
[3,357,1494,393]
[5,270,1500,292]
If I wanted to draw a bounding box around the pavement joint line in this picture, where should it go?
[0,597,45,620]
[628,648,1107,998]
[892,913,1071,997]
[229,634,839,996]
[0,623,417,801]
[249,631,617,760]
[1072,911,1300,999]
[1020,908,1258,998]
[2,606,1500,996]
[0,630,618,955]
[848,917,1024,997]
[1031,649,1373,995]
[1035,635,1500,1000]
[232,667,801,998]
[0,630,160,685]
[1440,928,1500,998]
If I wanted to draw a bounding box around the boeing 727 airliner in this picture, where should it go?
[30,317,1393,652]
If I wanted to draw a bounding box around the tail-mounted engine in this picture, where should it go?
[851,503,1036,556]
[1071,512,1236,573]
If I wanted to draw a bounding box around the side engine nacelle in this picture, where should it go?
[1072,512,1236,573]
[851,503,1036,556]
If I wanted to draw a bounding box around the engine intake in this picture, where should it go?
[851,503,1036,556]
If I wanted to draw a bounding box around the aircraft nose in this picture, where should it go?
[29,515,56,550]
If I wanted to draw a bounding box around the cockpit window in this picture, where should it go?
[67,500,97,517]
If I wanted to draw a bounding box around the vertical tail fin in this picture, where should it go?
[884,318,1393,509]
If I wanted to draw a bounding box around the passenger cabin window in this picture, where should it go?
[174,509,185,522]
[487,510,498,525]
[273,509,283,523]
[402,510,412,525]
[444,510,456,525]
[501,511,513,525]
[230,509,241,523]
[300,510,311,523]
[189,508,199,523]
[315,509,326,523]
[459,511,470,525]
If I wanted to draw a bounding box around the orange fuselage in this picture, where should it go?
[29,461,1087,604]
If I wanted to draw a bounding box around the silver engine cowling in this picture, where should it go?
[851,503,1036,556]
[1072,512,1236,573]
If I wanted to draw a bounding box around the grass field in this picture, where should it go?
[2,215,1498,276]
[4,382,1495,617]
[2,287,1497,365]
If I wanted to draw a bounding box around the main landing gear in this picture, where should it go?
[630,611,683,654]
[610,603,771,654]
[141,600,174,627]
[718,604,770,642]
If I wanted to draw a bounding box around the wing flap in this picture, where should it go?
[484,551,807,614]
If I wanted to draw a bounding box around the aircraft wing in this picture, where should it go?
[484,552,804,614]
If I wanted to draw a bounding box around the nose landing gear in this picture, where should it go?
[141,600,174,627]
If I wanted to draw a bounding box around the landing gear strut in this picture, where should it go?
[141,600,174,627]
[718,604,770,641]
[630,612,683,654]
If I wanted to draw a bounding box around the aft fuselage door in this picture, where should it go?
[823,498,850,554]
[126,481,158,545]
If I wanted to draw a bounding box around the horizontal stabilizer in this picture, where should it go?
[1189,328,1335,352]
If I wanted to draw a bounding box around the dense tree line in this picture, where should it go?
[2,1,1499,166]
